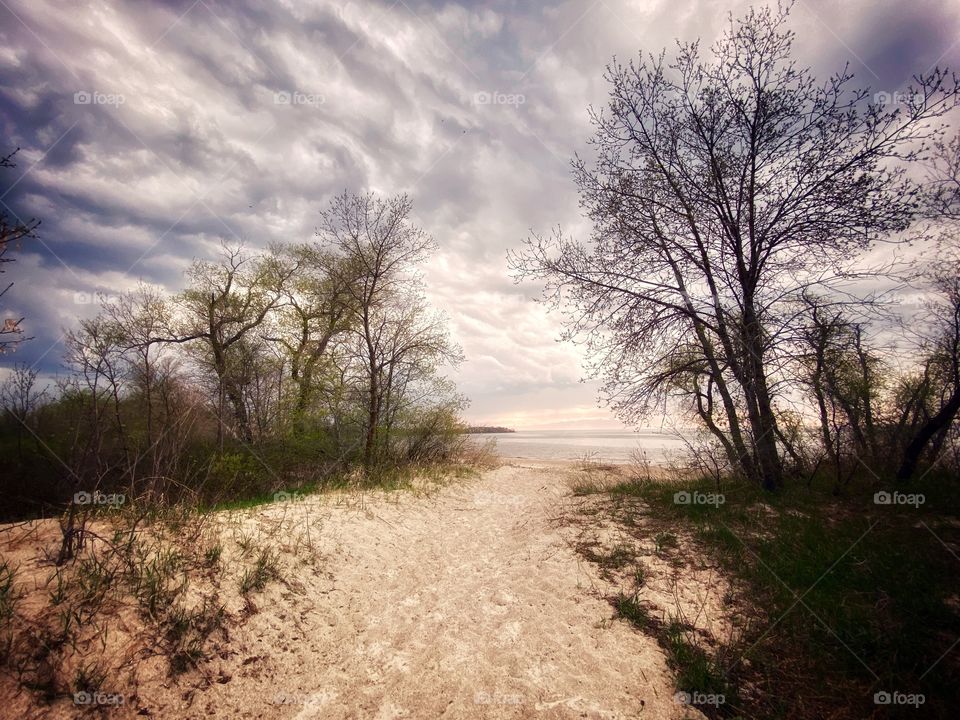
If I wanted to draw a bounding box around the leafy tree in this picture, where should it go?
[269,243,355,419]
[166,244,293,444]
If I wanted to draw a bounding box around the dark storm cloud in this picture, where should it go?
[1,0,958,425]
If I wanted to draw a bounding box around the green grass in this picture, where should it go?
[203,543,222,568]
[612,589,737,713]
[132,548,187,620]
[200,459,471,513]
[598,470,960,719]
[164,597,226,675]
[239,548,281,594]
[0,559,16,623]
[73,660,106,693]
[662,619,733,702]
[201,480,324,513]
[614,592,650,628]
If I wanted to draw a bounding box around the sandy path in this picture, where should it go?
[140,462,697,718]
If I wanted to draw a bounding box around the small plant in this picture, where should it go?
[48,568,67,606]
[663,619,732,701]
[654,531,678,554]
[571,479,604,496]
[0,559,16,623]
[235,530,256,556]
[73,660,106,693]
[614,592,649,628]
[240,548,281,594]
[132,547,186,620]
[203,543,222,568]
[74,552,116,609]
[164,597,226,675]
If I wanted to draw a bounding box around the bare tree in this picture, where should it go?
[0,149,40,353]
[896,265,960,480]
[100,284,172,449]
[365,294,463,456]
[61,311,130,498]
[797,293,887,483]
[318,192,436,466]
[895,134,960,479]
[511,4,959,489]
[0,362,46,458]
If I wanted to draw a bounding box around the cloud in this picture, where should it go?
[1,0,958,427]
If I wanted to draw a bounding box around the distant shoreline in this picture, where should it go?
[464,426,515,434]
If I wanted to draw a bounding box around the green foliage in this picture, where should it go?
[0,197,471,520]
[206,450,266,498]
[605,470,960,719]
[662,620,733,701]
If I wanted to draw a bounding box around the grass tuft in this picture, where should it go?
[240,548,281,594]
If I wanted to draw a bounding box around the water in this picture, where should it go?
[475,429,690,464]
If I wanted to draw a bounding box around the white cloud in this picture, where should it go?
[1,0,958,429]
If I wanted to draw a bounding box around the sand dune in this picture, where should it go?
[3,461,703,719]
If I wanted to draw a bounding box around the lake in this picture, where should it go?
[474,429,691,464]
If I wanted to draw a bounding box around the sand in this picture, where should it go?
[3,460,705,719]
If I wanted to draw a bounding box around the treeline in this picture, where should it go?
[0,192,467,519]
[513,5,960,490]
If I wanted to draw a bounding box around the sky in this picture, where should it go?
[1,0,958,430]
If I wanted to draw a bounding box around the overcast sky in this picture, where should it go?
[1,0,958,429]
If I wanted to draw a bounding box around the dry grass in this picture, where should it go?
[0,497,326,715]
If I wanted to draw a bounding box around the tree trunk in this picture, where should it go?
[364,376,379,467]
[225,380,253,443]
[896,387,960,481]
[741,306,783,490]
